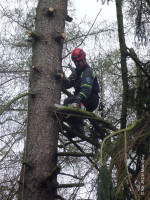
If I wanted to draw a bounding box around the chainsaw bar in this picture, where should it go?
[54,104,66,109]
[54,103,77,109]
[54,103,86,110]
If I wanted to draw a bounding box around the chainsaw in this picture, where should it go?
[54,103,86,110]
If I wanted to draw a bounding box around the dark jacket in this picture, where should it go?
[63,63,100,103]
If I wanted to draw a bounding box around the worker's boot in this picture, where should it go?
[71,119,84,134]
[74,123,84,134]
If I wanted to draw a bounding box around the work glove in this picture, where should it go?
[73,95,82,105]
[64,95,82,107]
[64,96,75,105]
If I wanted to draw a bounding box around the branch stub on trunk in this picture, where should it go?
[27,31,43,41]
[66,15,73,22]
[48,7,55,14]
[53,32,66,43]
[32,65,40,73]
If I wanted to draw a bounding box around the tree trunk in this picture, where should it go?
[116,0,129,129]
[19,0,68,199]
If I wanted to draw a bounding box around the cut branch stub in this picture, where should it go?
[53,32,66,43]
[54,69,64,79]
[41,165,61,186]
[32,65,40,73]
[47,7,55,16]
[22,161,33,170]
[27,31,43,41]
[66,15,73,22]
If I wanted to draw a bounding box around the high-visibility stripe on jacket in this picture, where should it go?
[62,63,100,101]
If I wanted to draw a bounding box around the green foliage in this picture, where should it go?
[96,165,117,200]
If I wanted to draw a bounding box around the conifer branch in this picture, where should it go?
[22,161,33,170]
[55,195,66,200]
[62,123,99,147]
[41,165,61,185]
[32,65,40,72]
[59,173,82,180]
[100,117,143,166]
[0,92,35,115]
[56,183,84,188]
[66,137,100,171]
[53,106,117,132]
[53,32,66,43]
[62,87,72,97]
[57,152,94,157]
[127,47,150,78]
[27,31,43,41]
[66,15,73,22]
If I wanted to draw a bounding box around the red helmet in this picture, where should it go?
[71,48,86,62]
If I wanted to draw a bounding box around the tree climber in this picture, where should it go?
[62,48,100,134]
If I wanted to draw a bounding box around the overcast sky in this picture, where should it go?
[74,0,116,22]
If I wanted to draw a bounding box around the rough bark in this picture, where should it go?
[19,0,68,199]
[116,0,129,129]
